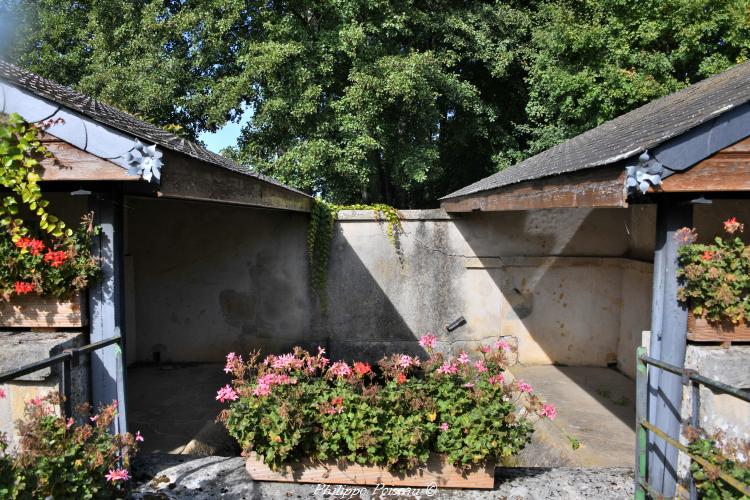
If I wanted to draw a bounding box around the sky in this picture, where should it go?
[198,106,252,153]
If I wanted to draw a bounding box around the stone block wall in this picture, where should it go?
[0,331,89,449]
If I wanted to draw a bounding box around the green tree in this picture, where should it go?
[4,0,533,207]
[518,0,750,160]
[4,0,750,206]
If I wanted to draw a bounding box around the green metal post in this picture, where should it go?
[636,346,648,500]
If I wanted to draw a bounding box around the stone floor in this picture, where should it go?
[510,365,636,467]
[127,363,229,453]
[132,454,635,499]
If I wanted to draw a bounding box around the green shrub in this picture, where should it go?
[0,393,140,499]
[687,428,750,500]
[219,336,554,472]
[677,218,750,324]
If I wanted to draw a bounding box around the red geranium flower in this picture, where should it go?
[723,217,744,234]
[353,362,372,377]
[14,281,34,295]
[27,239,45,256]
[396,373,407,384]
[44,250,68,267]
[701,250,715,261]
[15,237,45,255]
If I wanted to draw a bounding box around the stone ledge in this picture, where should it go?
[685,344,750,387]
[0,330,86,381]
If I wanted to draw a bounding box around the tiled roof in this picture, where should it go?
[443,60,750,200]
[0,60,309,197]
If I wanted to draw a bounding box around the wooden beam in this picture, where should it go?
[441,165,627,212]
[37,134,138,182]
[157,150,312,212]
[654,135,750,192]
[88,189,128,434]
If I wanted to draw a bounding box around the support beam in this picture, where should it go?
[88,189,127,434]
[440,166,628,212]
[647,200,692,496]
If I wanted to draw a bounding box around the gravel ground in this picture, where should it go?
[132,454,634,499]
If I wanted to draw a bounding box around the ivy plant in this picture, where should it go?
[0,113,101,299]
[307,199,402,307]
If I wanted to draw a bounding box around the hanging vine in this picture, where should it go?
[307,199,402,308]
[0,113,101,299]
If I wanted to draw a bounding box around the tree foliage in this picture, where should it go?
[3,0,749,206]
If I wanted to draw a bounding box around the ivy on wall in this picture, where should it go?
[0,113,101,298]
[0,113,71,239]
[307,199,402,307]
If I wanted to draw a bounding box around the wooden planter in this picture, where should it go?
[687,313,750,343]
[245,452,495,489]
[0,293,86,328]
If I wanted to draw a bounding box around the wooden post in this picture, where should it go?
[88,189,127,434]
[647,199,692,496]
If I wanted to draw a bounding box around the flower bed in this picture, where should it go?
[677,218,750,342]
[0,392,141,498]
[0,114,101,327]
[218,335,555,487]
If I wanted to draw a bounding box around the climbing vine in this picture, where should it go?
[307,199,402,306]
[0,113,70,240]
[0,113,100,298]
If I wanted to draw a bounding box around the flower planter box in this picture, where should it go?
[0,293,86,328]
[687,313,750,343]
[245,452,495,489]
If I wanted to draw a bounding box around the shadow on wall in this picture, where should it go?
[451,207,653,377]
[321,219,435,361]
[126,197,322,363]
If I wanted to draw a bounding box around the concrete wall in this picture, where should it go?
[325,208,652,374]
[125,197,317,363]
[123,202,652,375]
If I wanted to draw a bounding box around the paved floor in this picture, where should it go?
[127,363,229,453]
[510,365,636,467]
[132,454,635,499]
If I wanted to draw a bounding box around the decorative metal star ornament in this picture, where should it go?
[625,150,663,195]
[126,140,163,183]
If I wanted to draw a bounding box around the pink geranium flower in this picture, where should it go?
[479,344,491,353]
[457,352,470,365]
[30,396,42,406]
[494,339,510,351]
[437,361,458,375]
[419,333,437,349]
[66,417,74,430]
[539,403,557,420]
[105,468,130,482]
[216,384,239,403]
[488,373,505,385]
[517,380,533,393]
[439,422,449,432]
[463,383,474,388]
[0,388,5,399]
[224,352,242,373]
[329,361,352,378]
[135,430,144,442]
[474,360,488,373]
[399,355,419,368]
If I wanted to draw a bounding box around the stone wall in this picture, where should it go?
[0,331,89,449]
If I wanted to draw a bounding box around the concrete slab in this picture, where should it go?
[511,365,635,468]
[127,363,230,454]
[132,454,635,499]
